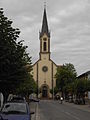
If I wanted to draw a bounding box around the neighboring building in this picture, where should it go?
[77,71,90,100]
[77,71,90,80]
[31,7,60,99]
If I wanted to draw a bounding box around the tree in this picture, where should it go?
[74,79,87,95]
[16,74,37,97]
[0,8,34,99]
[64,82,74,95]
[87,80,90,91]
[73,78,88,104]
[55,63,77,97]
[50,86,59,95]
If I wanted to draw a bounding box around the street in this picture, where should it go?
[35,100,90,120]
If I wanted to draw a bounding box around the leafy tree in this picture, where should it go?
[87,80,90,91]
[55,63,77,97]
[73,78,88,104]
[74,79,86,94]
[16,74,37,97]
[50,86,59,95]
[0,8,34,99]
[64,82,75,95]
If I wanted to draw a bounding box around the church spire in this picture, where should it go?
[40,5,50,38]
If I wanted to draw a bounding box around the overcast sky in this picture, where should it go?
[0,0,90,76]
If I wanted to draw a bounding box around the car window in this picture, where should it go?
[11,97,25,102]
[1,103,27,114]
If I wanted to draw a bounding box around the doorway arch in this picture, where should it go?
[41,84,49,98]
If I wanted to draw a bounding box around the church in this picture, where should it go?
[31,7,60,99]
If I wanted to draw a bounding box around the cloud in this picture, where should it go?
[49,17,60,24]
[58,0,89,17]
[0,0,90,75]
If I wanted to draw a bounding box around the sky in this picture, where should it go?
[0,0,90,76]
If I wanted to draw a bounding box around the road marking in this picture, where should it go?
[65,111,80,120]
[35,102,46,120]
[35,103,41,120]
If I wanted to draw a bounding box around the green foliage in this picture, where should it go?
[87,80,90,91]
[0,8,35,97]
[50,86,59,95]
[64,82,75,94]
[16,74,37,96]
[56,63,77,93]
[74,79,88,94]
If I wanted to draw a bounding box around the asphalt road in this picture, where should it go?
[37,100,90,120]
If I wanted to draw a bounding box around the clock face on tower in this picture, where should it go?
[42,66,48,72]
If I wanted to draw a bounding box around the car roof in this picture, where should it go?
[5,101,28,105]
[7,95,26,102]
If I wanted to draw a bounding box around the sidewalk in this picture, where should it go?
[63,101,90,112]
[29,102,39,120]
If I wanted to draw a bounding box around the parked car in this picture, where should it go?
[29,97,39,102]
[10,96,26,102]
[7,95,26,103]
[74,98,85,105]
[29,94,39,102]
[0,101,34,120]
[0,93,4,109]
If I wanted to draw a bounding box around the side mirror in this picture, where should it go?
[30,111,35,115]
[5,104,10,108]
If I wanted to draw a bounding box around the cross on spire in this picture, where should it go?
[39,2,50,38]
[44,0,46,9]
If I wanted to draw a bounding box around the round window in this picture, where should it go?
[42,66,48,72]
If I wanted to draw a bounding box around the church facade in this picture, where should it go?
[31,8,59,98]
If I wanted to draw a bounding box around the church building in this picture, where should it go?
[31,7,60,99]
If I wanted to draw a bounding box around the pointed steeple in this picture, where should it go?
[40,7,50,38]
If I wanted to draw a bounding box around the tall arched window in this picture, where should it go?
[43,42,47,51]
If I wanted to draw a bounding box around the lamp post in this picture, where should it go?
[52,77,54,100]
[53,84,54,100]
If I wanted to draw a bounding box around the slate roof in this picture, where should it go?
[40,8,50,38]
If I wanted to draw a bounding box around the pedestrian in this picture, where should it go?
[60,96,63,104]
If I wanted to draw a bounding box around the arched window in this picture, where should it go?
[43,42,47,51]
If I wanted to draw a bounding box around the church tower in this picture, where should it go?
[32,7,58,99]
[39,7,50,60]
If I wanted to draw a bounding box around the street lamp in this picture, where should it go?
[53,84,54,100]
[52,77,55,100]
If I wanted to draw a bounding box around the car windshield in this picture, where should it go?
[1,102,27,114]
[11,97,25,102]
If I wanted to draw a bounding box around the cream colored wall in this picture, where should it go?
[38,60,52,89]
[41,34,49,52]
[31,34,58,96]
[53,63,57,87]
[32,58,57,90]
[40,53,50,60]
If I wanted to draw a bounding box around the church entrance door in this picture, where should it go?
[42,86,48,98]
